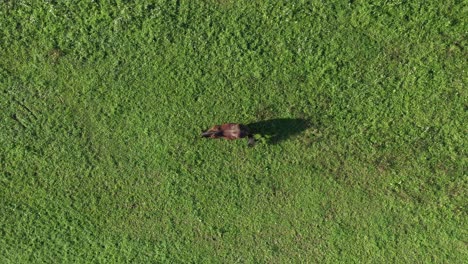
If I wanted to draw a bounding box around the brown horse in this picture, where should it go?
[201,123,255,147]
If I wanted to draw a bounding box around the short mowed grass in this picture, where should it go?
[1,0,466,262]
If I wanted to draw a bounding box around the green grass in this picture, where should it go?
[1,0,466,262]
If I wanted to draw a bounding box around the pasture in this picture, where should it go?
[1,0,466,262]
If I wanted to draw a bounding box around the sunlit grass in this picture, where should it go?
[1,0,465,262]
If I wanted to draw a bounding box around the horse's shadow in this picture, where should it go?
[247,118,310,144]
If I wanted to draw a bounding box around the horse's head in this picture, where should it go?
[201,125,223,138]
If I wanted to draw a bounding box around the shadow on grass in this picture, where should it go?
[247,118,310,144]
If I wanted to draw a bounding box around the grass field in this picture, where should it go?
[1,0,466,262]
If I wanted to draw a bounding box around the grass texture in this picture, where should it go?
[1,0,466,262]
